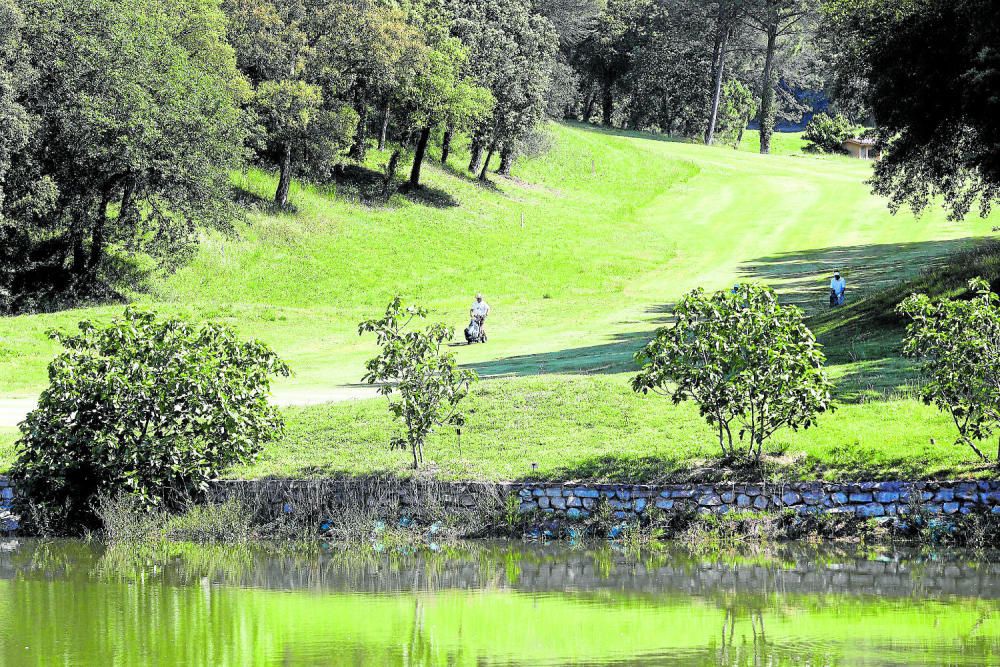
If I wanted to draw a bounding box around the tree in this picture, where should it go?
[745,0,818,154]
[831,0,1000,219]
[705,0,749,145]
[402,38,493,187]
[450,0,558,176]
[802,112,857,153]
[224,0,360,208]
[359,298,477,469]
[255,79,358,207]
[632,284,833,460]
[717,79,757,148]
[899,279,1000,462]
[2,0,250,309]
[576,0,651,127]
[11,309,290,533]
[0,0,36,311]
[623,0,718,137]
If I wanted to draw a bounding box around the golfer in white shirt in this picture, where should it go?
[470,293,490,341]
[830,271,846,305]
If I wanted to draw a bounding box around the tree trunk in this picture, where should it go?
[274,142,293,207]
[705,8,731,145]
[71,224,86,275]
[440,127,452,165]
[479,142,496,180]
[349,94,369,162]
[758,25,778,155]
[87,193,112,275]
[601,78,614,127]
[468,139,485,173]
[583,83,597,122]
[377,101,390,151]
[497,147,514,176]
[409,125,431,188]
[382,149,401,199]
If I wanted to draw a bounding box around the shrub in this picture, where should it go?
[11,308,289,533]
[803,112,858,154]
[898,278,1000,461]
[632,283,834,460]
[359,298,476,469]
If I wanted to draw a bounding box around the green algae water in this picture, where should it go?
[2,540,1000,665]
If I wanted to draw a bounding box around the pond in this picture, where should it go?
[1,539,999,665]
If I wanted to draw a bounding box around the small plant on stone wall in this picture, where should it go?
[360,297,477,469]
[899,278,1000,462]
[11,308,289,534]
[632,283,834,461]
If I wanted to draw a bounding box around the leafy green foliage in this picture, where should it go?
[632,283,834,460]
[254,78,358,205]
[11,309,289,533]
[899,278,1000,461]
[803,112,857,153]
[359,298,476,469]
[2,0,251,308]
[717,80,757,148]
[451,0,558,174]
[829,0,1000,218]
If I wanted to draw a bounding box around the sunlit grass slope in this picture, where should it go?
[1,122,998,479]
[1,123,993,398]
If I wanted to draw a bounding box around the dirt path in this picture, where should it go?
[0,386,380,429]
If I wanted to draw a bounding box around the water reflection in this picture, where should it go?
[1,539,999,665]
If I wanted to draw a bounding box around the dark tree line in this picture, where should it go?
[542,0,826,154]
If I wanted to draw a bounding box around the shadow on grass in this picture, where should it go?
[333,164,389,204]
[398,182,459,208]
[737,237,983,318]
[458,238,995,405]
[516,449,994,484]
[465,330,653,378]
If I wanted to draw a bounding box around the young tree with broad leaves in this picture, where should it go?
[899,279,1000,462]
[359,298,477,470]
[11,309,290,532]
[632,283,833,461]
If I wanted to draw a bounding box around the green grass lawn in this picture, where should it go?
[229,374,989,483]
[1,122,998,481]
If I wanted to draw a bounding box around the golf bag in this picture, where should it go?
[464,316,484,343]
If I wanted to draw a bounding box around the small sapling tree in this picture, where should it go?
[899,278,1000,462]
[360,298,477,469]
[632,284,834,461]
[11,309,290,533]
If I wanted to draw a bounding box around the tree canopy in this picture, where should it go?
[2,0,251,312]
[827,0,1000,219]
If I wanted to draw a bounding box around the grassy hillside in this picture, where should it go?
[1,123,998,480]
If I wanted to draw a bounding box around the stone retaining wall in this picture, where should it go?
[511,480,1000,520]
[5,477,1000,533]
[0,477,15,532]
[209,478,1000,523]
